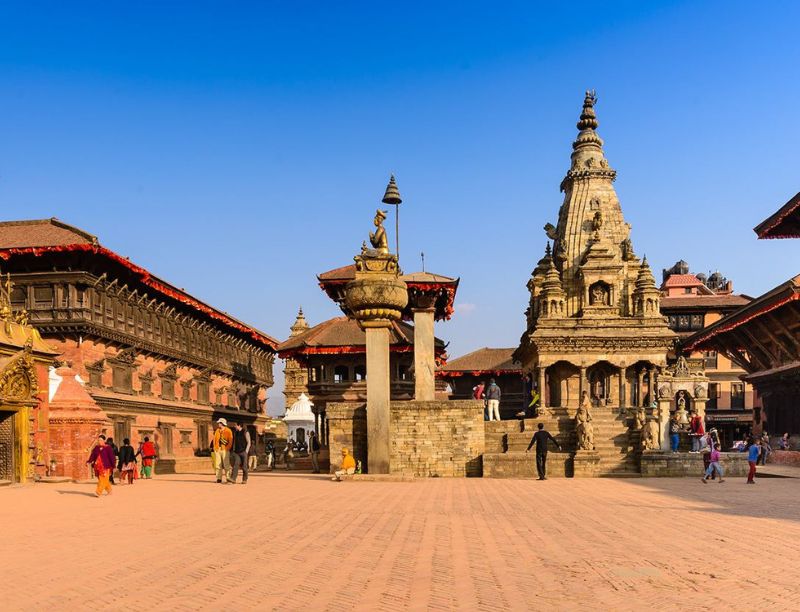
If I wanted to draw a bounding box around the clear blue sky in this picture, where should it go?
[1,1,798,412]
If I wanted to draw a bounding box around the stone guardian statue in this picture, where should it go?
[576,391,595,451]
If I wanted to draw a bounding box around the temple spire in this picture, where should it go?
[289,307,310,337]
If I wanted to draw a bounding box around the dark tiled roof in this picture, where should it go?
[754,191,800,239]
[438,347,519,373]
[660,295,752,309]
[0,218,97,248]
[277,316,444,355]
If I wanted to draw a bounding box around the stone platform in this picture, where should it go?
[482,452,571,478]
[640,451,750,477]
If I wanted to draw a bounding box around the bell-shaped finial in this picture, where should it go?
[381,174,402,205]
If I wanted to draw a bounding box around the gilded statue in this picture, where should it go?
[369,209,389,254]
[15,309,29,326]
[575,392,595,451]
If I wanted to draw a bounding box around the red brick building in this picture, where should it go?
[0,218,278,477]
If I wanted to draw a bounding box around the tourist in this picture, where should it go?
[746,437,760,484]
[212,418,234,483]
[87,437,115,497]
[309,431,321,474]
[266,440,275,469]
[247,432,258,471]
[688,410,705,452]
[485,378,502,421]
[779,432,791,450]
[117,438,137,485]
[136,436,157,479]
[106,437,119,485]
[701,443,725,483]
[230,422,251,485]
[759,431,771,465]
[283,439,294,470]
[670,415,681,453]
[332,447,356,481]
[525,423,561,480]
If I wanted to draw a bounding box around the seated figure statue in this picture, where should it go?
[332,447,357,481]
[643,416,661,450]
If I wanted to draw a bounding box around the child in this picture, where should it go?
[746,438,760,484]
[701,443,725,483]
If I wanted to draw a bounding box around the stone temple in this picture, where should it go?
[503,91,678,476]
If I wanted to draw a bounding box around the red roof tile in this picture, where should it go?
[663,274,704,287]
[0,218,97,248]
[438,347,520,374]
[661,295,752,309]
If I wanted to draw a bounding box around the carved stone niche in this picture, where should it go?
[85,358,106,388]
[159,362,178,401]
[108,347,137,395]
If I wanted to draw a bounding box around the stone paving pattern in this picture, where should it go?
[2,472,799,610]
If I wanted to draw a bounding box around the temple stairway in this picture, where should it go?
[482,407,641,477]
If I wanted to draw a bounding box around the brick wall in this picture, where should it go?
[326,400,485,477]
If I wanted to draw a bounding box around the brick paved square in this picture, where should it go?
[2,473,798,610]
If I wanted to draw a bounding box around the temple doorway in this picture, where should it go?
[0,411,16,482]
[587,362,615,406]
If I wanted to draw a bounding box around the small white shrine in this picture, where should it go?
[284,393,315,446]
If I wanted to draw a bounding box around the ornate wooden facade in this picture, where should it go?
[0,219,277,473]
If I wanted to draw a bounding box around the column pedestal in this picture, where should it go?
[366,326,391,474]
[412,308,436,401]
[657,398,672,451]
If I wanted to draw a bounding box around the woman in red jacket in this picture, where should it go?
[136,436,157,479]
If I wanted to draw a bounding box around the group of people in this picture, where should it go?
[701,433,764,484]
[86,434,157,497]
[472,378,502,421]
[210,417,324,483]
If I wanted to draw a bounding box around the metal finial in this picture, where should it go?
[577,89,599,131]
[421,251,425,273]
[382,174,402,205]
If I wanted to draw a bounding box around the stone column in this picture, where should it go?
[648,367,656,406]
[619,366,627,407]
[637,370,645,407]
[365,326,391,473]
[579,366,587,403]
[412,307,436,401]
[538,366,547,409]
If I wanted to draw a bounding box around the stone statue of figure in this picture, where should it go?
[591,284,608,306]
[621,237,635,261]
[634,406,646,430]
[369,209,389,254]
[677,390,686,411]
[643,416,661,450]
[575,391,595,450]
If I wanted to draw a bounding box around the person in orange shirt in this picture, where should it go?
[332,447,356,481]
[213,418,234,483]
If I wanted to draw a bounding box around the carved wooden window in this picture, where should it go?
[76,287,86,308]
[112,364,134,394]
[707,382,720,410]
[179,430,192,446]
[159,425,174,456]
[181,380,192,402]
[10,286,26,309]
[354,365,366,381]
[196,380,209,404]
[334,365,349,383]
[197,421,210,449]
[160,377,176,401]
[139,374,153,396]
[33,285,53,307]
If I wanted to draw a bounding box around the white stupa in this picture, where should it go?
[284,393,315,446]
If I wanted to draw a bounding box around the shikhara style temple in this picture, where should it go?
[0,218,278,480]
[684,192,800,441]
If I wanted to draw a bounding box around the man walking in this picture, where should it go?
[746,437,761,484]
[212,418,234,483]
[525,423,561,480]
[309,431,321,474]
[485,378,502,422]
[230,422,251,484]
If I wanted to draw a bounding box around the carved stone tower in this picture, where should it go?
[515,91,676,470]
[282,307,310,407]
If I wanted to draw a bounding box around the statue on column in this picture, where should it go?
[575,391,595,451]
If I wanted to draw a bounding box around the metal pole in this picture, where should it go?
[394,203,400,262]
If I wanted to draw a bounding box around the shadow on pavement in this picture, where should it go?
[624,477,800,523]
[56,490,98,497]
